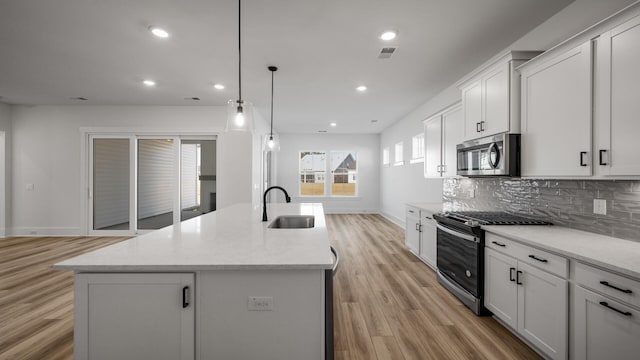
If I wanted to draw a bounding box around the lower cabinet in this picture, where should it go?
[74,273,195,360]
[573,285,640,360]
[418,215,437,269]
[405,206,420,255]
[485,247,567,359]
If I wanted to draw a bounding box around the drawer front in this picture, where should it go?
[406,206,420,219]
[575,262,640,308]
[485,233,524,258]
[485,233,568,278]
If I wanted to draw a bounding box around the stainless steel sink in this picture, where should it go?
[268,215,315,229]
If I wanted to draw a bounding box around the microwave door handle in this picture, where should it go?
[487,142,500,169]
[436,223,479,243]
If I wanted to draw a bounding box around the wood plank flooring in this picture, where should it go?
[0,215,541,359]
[326,214,541,360]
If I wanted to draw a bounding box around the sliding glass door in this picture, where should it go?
[89,135,216,235]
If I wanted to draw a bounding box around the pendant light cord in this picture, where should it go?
[270,70,274,136]
[238,0,242,102]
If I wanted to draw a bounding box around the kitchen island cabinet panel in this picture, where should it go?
[74,273,195,360]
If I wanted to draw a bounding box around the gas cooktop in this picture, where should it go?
[443,211,552,226]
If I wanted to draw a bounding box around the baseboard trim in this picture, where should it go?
[10,227,83,236]
[379,211,405,229]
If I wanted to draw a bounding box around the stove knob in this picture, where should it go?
[465,270,472,278]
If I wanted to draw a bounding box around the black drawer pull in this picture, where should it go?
[528,255,548,263]
[600,281,633,294]
[580,151,588,166]
[599,149,608,166]
[509,267,516,282]
[492,241,506,247]
[599,301,632,317]
[516,270,523,285]
[182,286,190,308]
[476,122,481,133]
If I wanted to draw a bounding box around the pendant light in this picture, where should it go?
[226,0,253,131]
[264,66,280,152]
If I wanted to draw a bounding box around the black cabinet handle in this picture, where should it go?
[599,149,608,166]
[528,255,548,263]
[580,151,588,166]
[600,281,633,294]
[599,301,632,316]
[480,121,485,132]
[182,286,190,308]
[408,210,415,213]
[516,270,523,285]
[492,241,506,247]
[509,267,516,282]
[476,122,481,133]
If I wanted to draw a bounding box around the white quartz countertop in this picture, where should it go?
[406,202,443,216]
[483,225,640,279]
[54,203,334,271]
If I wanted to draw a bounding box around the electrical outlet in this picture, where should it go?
[26,183,34,191]
[593,199,607,215]
[248,296,273,311]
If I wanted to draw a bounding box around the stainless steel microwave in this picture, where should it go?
[456,133,520,177]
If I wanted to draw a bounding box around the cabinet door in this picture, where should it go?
[462,80,483,141]
[573,286,640,360]
[597,15,640,175]
[484,247,518,329]
[424,116,443,178]
[441,105,464,177]
[405,217,420,255]
[517,262,567,360]
[520,41,592,177]
[419,216,437,269]
[75,273,195,360]
[482,62,510,137]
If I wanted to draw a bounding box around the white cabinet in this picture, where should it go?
[484,237,568,360]
[423,104,463,178]
[405,206,420,255]
[460,51,540,141]
[596,14,640,176]
[519,41,593,177]
[418,213,437,268]
[75,273,195,360]
[405,205,437,269]
[573,262,640,359]
[573,284,640,360]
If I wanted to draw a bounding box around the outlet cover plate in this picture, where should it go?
[248,296,273,311]
[593,199,607,215]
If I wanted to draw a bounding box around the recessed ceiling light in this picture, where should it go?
[149,27,169,38]
[213,84,225,90]
[380,31,397,41]
[356,85,367,92]
[330,122,337,127]
[143,80,156,86]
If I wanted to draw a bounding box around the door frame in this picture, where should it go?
[80,128,217,236]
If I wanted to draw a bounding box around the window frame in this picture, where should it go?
[394,141,404,166]
[410,133,425,164]
[382,147,390,167]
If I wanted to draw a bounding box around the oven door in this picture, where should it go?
[436,223,480,297]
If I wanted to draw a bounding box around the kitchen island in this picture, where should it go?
[54,203,334,360]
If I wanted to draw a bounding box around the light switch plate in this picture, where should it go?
[248,296,273,311]
[593,199,607,215]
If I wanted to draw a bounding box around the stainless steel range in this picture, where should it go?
[432,211,551,315]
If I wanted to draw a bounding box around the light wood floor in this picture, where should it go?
[0,215,541,359]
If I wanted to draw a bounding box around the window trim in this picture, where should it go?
[382,147,390,167]
[298,150,358,197]
[410,133,424,164]
[394,141,404,166]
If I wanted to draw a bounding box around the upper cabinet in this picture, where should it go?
[519,41,593,177]
[423,103,463,178]
[459,51,541,141]
[595,15,640,176]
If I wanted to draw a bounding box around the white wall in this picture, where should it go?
[276,133,379,213]
[379,0,637,225]
[0,103,11,236]
[9,105,267,235]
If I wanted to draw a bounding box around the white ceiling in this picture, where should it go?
[0,0,573,133]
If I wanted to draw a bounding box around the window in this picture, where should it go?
[394,142,404,166]
[410,133,424,164]
[330,151,357,196]
[299,151,326,196]
[382,147,390,167]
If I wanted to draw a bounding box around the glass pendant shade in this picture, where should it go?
[226,99,254,131]
[263,133,280,152]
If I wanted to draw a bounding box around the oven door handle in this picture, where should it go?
[436,223,479,243]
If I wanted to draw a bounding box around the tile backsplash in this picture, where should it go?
[443,178,640,242]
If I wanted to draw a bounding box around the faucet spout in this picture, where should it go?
[262,186,291,222]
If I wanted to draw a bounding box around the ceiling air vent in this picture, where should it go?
[378,47,396,59]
